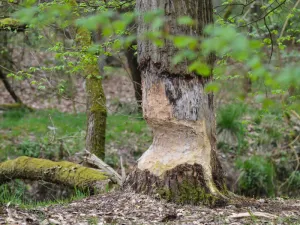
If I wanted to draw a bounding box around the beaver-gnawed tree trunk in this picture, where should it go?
[125,0,228,206]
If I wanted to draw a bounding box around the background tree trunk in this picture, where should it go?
[0,31,23,104]
[76,27,107,160]
[125,0,228,206]
[70,0,107,160]
[125,43,142,110]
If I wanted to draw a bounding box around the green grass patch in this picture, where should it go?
[0,109,151,161]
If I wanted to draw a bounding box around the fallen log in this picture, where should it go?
[0,18,26,32]
[0,103,32,111]
[0,156,110,193]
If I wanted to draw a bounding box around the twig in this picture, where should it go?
[228,212,278,219]
[279,0,300,39]
[239,0,287,27]
[264,17,273,63]
[291,110,300,120]
[83,150,122,185]
[120,156,126,184]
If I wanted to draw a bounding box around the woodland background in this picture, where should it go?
[0,0,300,223]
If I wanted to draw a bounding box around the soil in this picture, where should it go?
[0,191,299,224]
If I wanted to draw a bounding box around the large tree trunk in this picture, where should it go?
[125,0,228,206]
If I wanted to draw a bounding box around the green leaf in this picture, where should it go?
[173,36,197,49]
[188,61,211,76]
[177,16,194,25]
[205,82,220,93]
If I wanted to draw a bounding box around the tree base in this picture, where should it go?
[124,164,228,207]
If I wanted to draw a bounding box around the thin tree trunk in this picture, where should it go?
[69,0,107,160]
[125,0,228,206]
[125,43,142,110]
[0,31,23,104]
[0,69,22,103]
[76,27,107,160]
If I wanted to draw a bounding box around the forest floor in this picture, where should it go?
[1,191,300,224]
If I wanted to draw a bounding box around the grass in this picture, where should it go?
[0,109,151,161]
[216,103,247,153]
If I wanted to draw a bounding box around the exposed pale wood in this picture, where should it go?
[83,150,122,185]
[228,212,278,219]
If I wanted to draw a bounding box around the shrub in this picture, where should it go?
[217,103,247,151]
[236,156,276,197]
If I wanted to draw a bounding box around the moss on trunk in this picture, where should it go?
[0,157,109,193]
[86,77,107,159]
[125,164,228,207]
[73,9,107,160]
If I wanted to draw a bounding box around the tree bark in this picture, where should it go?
[71,0,107,160]
[0,69,22,103]
[85,74,107,160]
[0,30,23,104]
[125,0,228,206]
[0,156,109,193]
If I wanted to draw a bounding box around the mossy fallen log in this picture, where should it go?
[0,18,26,32]
[0,103,33,111]
[0,156,109,193]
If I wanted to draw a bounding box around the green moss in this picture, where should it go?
[86,77,106,159]
[87,77,106,113]
[74,15,107,159]
[0,156,108,191]
[0,18,20,28]
[158,180,227,207]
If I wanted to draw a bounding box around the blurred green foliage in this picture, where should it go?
[237,156,276,197]
[1,0,300,200]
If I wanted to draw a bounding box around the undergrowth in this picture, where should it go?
[0,180,89,208]
[0,105,299,204]
[0,109,151,207]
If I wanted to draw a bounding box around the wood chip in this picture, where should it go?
[228,212,278,219]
